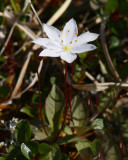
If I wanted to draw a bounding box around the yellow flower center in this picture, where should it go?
[62,45,71,52]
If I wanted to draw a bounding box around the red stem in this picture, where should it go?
[89,92,92,116]
[55,62,68,140]
[121,136,123,155]
[69,62,74,122]
[96,94,98,111]
[100,149,102,160]
[63,62,68,125]
[37,72,48,136]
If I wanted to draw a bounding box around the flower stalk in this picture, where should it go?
[63,62,68,126]
[37,72,48,136]
[89,93,92,116]
[69,62,74,122]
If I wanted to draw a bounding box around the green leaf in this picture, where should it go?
[33,130,48,141]
[78,52,88,59]
[32,93,40,104]
[30,119,48,141]
[107,145,120,160]
[21,143,33,160]
[51,144,62,160]
[118,63,128,80]
[75,140,92,159]
[57,135,83,145]
[63,125,73,135]
[38,143,51,155]
[71,96,89,127]
[62,153,69,160]
[109,36,120,49]
[9,146,28,160]
[39,154,51,160]
[105,0,118,14]
[20,106,38,118]
[91,139,101,155]
[0,57,6,62]
[90,0,107,10]
[15,120,31,144]
[92,118,104,130]
[0,85,10,98]
[0,155,13,160]
[50,76,62,86]
[110,19,127,35]
[25,141,39,154]
[119,0,128,16]
[39,144,61,160]
[10,0,20,12]
[45,85,65,134]
[74,126,93,136]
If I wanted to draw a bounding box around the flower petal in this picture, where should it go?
[32,38,49,47]
[60,52,77,63]
[76,31,99,44]
[62,18,78,44]
[32,38,62,51]
[39,49,61,57]
[43,24,61,41]
[71,44,97,53]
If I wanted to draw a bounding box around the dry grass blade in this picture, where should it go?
[10,52,33,99]
[16,23,37,40]
[73,82,128,92]
[89,78,128,122]
[0,22,16,56]
[15,60,43,98]
[28,0,43,28]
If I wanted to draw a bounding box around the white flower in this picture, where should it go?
[32,18,99,63]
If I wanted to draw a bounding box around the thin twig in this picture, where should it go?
[85,71,98,83]
[0,1,29,56]
[28,0,43,28]
[73,82,128,92]
[89,78,128,122]
[13,41,28,56]
[0,22,16,56]
[100,14,121,82]
[16,23,37,40]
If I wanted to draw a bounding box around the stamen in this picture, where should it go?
[62,45,71,51]
[58,35,60,37]
[61,30,63,33]
[67,30,70,32]
[70,41,72,44]
[76,32,78,36]
[61,40,63,43]
[75,40,77,42]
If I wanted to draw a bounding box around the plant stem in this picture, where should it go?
[63,62,68,125]
[37,72,48,136]
[100,148,102,160]
[55,62,68,140]
[95,93,98,111]
[69,62,74,122]
[121,136,123,155]
[89,92,92,116]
